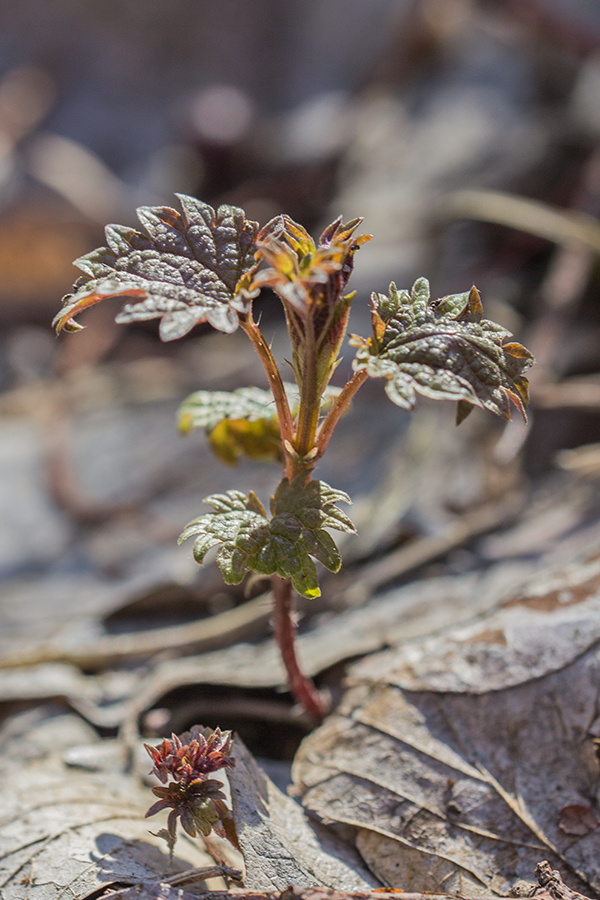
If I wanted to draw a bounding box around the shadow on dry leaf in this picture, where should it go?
[230,737,377,891]
[0,706,219,899]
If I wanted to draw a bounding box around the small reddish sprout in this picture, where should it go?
[145,725,235,784]
[144,726,238,856]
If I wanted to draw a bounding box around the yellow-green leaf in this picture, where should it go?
[178,384,342,465]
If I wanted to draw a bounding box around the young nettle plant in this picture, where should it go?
[144,725,238,856]
[53,194,534,722]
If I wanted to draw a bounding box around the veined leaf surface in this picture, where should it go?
[178,384,342,465]
[352,279,533,421]
[53,195,259,340]
[178,476,356,599]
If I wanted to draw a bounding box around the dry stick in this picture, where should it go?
[331,491,524,606]
[0,590,274,670]
[271,574,326,723]
[98,872,596,900]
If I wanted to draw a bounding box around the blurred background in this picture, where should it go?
[3,0,600,756]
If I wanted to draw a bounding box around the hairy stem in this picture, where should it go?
[295,322,321,460]
[271,574,327,723]
[239,315,295,472]
[316,367,369,459]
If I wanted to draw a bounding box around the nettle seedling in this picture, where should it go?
[143,724,238,856]
[53,195,533,725]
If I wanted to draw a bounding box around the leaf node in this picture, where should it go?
[178,476,356,598]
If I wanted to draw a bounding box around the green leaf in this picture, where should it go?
[179,385,284,465]
[53,195,260,340]
[190,795,221,836]
[178,476,356,599]
[178,383,342,465]
[178,490,270,584]
[352,279,534,420]
[179,386,282,433]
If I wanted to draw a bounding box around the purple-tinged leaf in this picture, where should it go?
[352,279,534,421]
[53,195,260,340]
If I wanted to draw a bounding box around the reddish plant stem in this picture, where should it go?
[239,315,296,477]
[271,574,326,723]
[315,367,369,459]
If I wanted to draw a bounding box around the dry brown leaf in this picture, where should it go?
[558,806,599,837]
[293,545,600,897]
[0,708,218,900]
[229,738,377,891]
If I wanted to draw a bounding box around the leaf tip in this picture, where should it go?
[467,284,483,319]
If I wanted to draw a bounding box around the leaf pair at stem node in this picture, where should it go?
[178,475,356,600]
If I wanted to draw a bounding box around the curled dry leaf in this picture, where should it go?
[52,195,259,340]
[293,546,600,897]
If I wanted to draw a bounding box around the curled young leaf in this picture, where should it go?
[179,386,282,434]
[53,194,260,340]
[352,279,534,421]
[254,215,370,316]
[178,476,355,599]
[145,726,235,785]
[253,215,371,391]
[179,385,284,465]
[207,418,284,466]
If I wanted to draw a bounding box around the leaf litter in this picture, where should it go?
[229,738,376,891]
[292,538,600,896]
[0,706,223,900]
[4,485,599,896]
